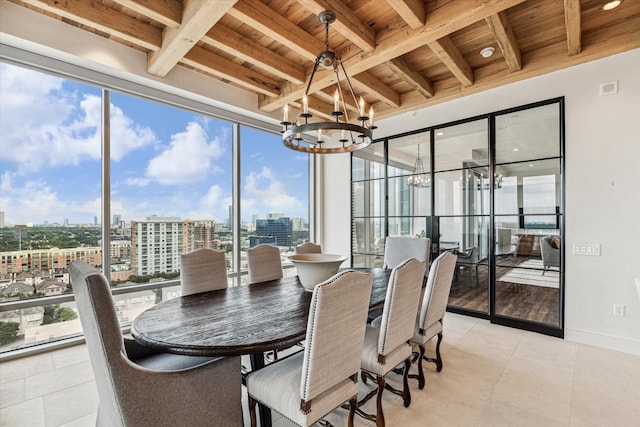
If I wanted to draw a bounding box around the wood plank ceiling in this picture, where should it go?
[10,0,640,122]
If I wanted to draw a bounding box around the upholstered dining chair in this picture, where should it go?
[454,246,479,285]
[69,261,242,427]
[409,251,457,389]
[295,242,322,254]
[358,258,425,427]
[246,270,373,427]
[180,248,228,296]
[247,244,283,284]
[383,236,431,276]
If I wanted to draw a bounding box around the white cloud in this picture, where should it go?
[0,63,157,173]
[186,184,233,221]
[146,121,225,185]
[0,172,98,225]
[110,102,158,161]
[123,177,151,187]
[242,166,303,216]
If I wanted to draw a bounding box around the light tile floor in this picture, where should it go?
[1,314,638,426]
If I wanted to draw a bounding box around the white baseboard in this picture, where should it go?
[565,328,640,356]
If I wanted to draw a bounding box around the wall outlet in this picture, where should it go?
[613,304,625,317]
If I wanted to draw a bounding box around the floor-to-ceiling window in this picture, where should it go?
[351,143,385,268]
[239,125,310,284]
[0,60,311,356]
[0,63,104,348]
[351,98,564,337]
[109,92,234,277]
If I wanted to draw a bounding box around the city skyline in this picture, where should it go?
[0,63,309,226]
[0,212,308,229]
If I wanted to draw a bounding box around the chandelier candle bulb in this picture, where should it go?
[283,104,288,123]
[359,97,365,116]
[369,106,374,127]
[318,128,323,141]
[334,90,339,112]
[303,94,308,114]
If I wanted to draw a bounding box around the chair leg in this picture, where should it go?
[421,333,444,372]
[402,358,412,407]
[408,345,426,389]
[248,395,258,427]
[434,332,443,372]
[347,396,357,427]
[361,369,368,384]
[356,373,386,427]
[375,374,386,427]
[416,344,426,389]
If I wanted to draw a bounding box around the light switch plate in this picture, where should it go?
[573,243,601,256]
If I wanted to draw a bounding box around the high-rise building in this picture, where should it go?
[112,214,121,226]
[110,240,132,260]
[0,211,4,228]
[291,217,306,231]
[130,216,218,276]
[192,220,219,250]
[253,217,292,247]
[131,216,185,276]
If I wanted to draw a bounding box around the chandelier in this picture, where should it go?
[407,145,430,188]
[494,173,503,189]
[475,172,503,189]
[281,11,374,154]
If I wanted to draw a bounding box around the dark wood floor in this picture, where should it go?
[447,255,560,326]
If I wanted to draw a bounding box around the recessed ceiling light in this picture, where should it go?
[436,131,444,136]
[513,148,519,152]
[603,1,622,11]
[480,47,495,58]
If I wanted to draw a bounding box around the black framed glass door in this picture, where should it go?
[433,119,490,315]
[351,98,564,337]
[492,102,563,334]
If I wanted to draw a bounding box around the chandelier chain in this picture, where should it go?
[324,18,330,52]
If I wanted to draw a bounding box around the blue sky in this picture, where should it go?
[0,62,309,226]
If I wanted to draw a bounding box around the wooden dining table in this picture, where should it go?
[131,267,392,427]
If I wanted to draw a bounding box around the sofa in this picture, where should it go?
[540,235,560,274]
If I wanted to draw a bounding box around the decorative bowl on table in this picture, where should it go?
[288,253,348,292]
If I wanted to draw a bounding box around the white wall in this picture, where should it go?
[321,49,640,355]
